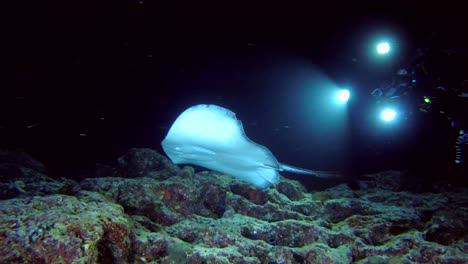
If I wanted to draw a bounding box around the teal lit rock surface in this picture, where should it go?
[0,148,467,263]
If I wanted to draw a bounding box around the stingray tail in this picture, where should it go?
[279,163,341,178]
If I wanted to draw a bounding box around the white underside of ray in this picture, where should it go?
[161,104,335,189]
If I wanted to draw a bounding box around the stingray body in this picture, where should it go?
[161,104,338,189]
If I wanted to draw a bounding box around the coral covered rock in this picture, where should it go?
[0,192,131,263]
[0,150,80,200]
[117,148,179,180]
[1,148,467,263]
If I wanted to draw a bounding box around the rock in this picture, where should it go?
[79,163,468,262]
[2,148,467,263]
[0,150,80,200]
[424,208,468,245]
[117,148,180,179]
[0,149,46,174]
[275,178,306,201]
[357,170,403,191]
[321,183,355,199]
[0,192,132,263]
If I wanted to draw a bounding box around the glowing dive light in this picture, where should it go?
[381,108,396,122]
[376,42,390,55]
[337,89,350,103]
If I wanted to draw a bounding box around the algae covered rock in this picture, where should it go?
[1,148,468,263]
[117,148,180,179]
[0,192,132,263]
[0,150,80,200]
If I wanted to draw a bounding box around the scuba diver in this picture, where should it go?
[412,47,468,168]
[455,129,468,164]
[371,34,468,175]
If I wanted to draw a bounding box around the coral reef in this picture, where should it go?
[117,148,180,180]
[0,150,80,199]
[0,148,467,263]
[0,192,131,263]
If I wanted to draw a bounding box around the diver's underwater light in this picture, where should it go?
[337,89,350,104]
[381,108,396,122]
[376,42,390,55]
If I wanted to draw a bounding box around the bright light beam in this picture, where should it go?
[337,89,350,103]
[333,89,350,105]
[376,42,390,55]
[381,108,396,122]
